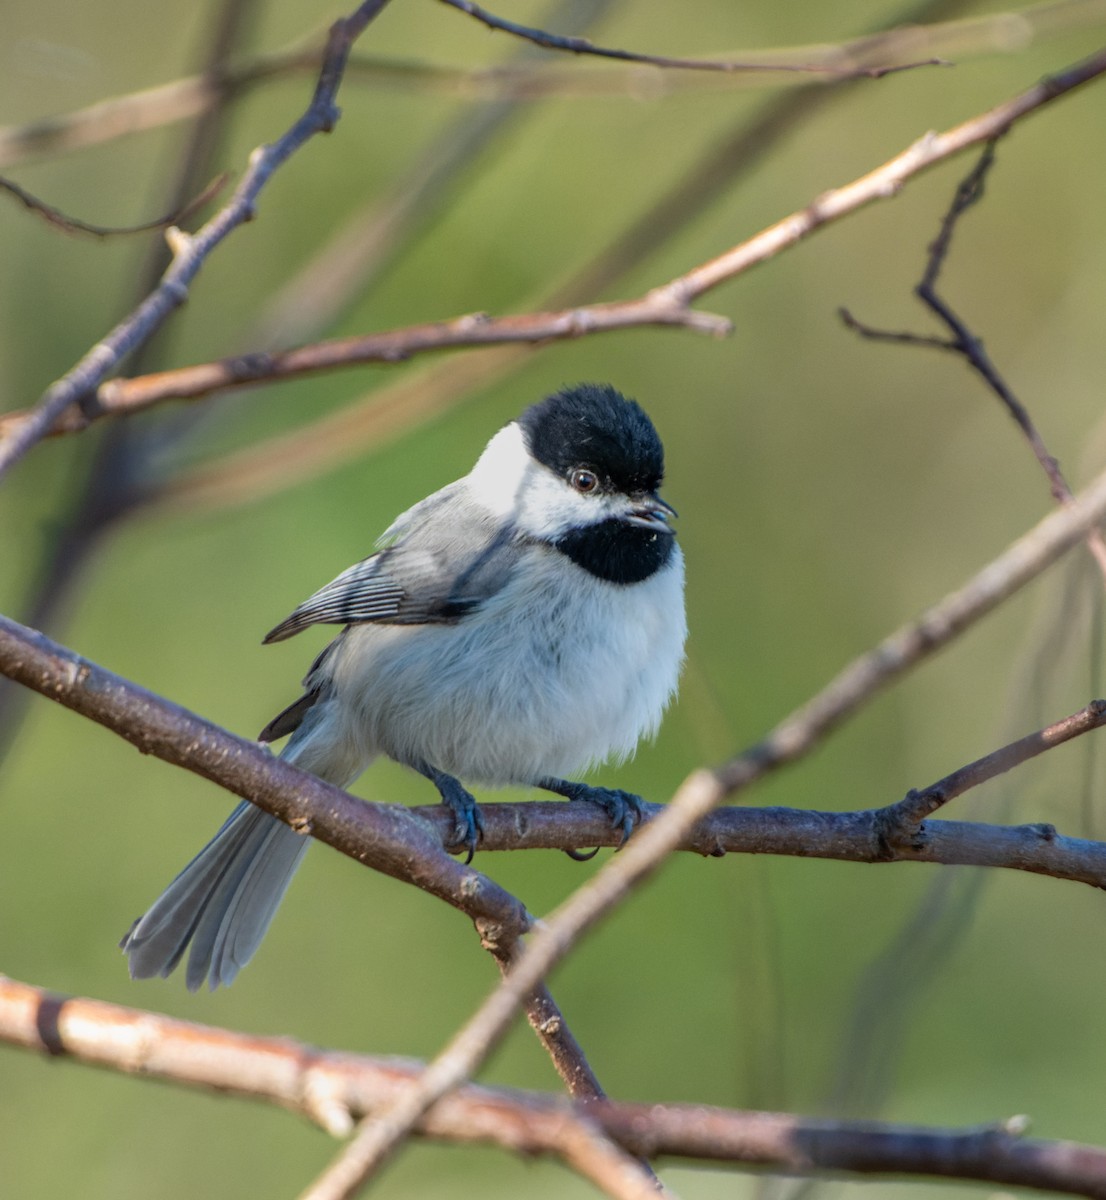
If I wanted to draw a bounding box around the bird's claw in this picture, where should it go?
[538,778,646,859]
[418,763,484,864]
[577,786,645,846]
[443,790,484,865]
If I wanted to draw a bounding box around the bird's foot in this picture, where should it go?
[417,763,485,864]
[538,778,646,858]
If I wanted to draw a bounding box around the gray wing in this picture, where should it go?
[261,555,405,643]
[259,489,527,742]
[262,485,525,644]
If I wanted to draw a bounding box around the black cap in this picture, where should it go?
[518,383,665,496]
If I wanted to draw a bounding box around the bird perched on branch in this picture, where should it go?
[122,383,687,990]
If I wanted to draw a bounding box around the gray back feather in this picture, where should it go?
[263,482,525,642]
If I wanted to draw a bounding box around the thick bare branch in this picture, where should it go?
[301,445,1106,1191]
[10,977,1100,1196]
[4,611,1106,886]
[10,366,1106,1189]
[4,449,1106,907]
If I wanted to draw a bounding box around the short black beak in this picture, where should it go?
[625,492,677,531]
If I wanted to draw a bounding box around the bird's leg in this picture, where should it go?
[538,777,646,857]
[415,762,485,864]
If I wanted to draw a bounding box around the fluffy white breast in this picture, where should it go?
[320,542,686,787]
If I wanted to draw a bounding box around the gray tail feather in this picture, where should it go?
[121,802,311,991]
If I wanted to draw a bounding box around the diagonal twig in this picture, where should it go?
[293,455,1106,1192]
[840,139,1106,582]
[4,2,1106,171]
[7,43,1106,447]
[0,0,395,483]
[149,0,980,516]
[438,0,944,76]
[880,698,1106,833]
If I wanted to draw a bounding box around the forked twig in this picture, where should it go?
[7,46,1106,448]
[840,139,1106,581]
[0,0,395,482]
[6,454,1106,1190]
[291,455,1106,1191]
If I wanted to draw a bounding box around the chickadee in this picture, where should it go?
[122,383,686,990]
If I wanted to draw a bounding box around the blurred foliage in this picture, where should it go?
[2,0,1106,1198]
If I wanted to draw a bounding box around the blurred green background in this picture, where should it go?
[3,0,1106,1196]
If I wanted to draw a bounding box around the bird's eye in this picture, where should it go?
[570,468,599,494]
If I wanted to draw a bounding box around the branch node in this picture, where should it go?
[566,307,597,334]
[456,311,492,331]
[163,225,193,258]
[227,351,275,381]
[302,1069,357,1137]
[869,808,902,860]
[162,279,191,307]
[683,309,733,337]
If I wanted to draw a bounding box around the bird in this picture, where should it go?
[121,383,687,991]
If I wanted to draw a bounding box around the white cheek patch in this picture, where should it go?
[466,423,532,518]
[466,420,615,540]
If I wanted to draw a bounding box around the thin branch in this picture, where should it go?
[650,43,1106,304]
[301,454,1106,1192]
[0,610,615,1108]
[840,140,1106,581]
[0,0,261,770]
[439,0,945,76]
[4,3,1105,170]
[153,0,981,516]
[0,172,227,238]
[11,300,732,437]
[246,0,621,351]
[10,367,1106,1188]
[7,42,1106,445]
[883,698,1106,830]
[0,0,395,482]
[0,621,528,937]
[5,976,1105,1197]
